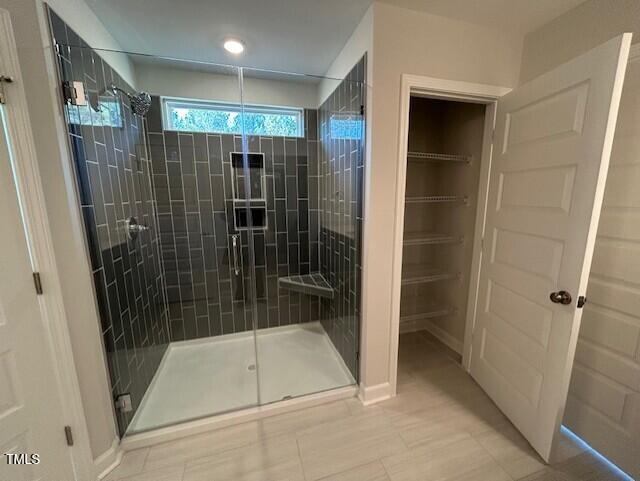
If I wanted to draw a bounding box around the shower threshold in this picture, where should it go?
[126,322,355,435]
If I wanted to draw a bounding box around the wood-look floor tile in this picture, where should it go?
[316,461,390,481]
[297,411,406,480]
[257,400,351,438]
[394,413,471,448]
[183,434,304,481]
[381,436,505,481]
[113,465,184,481]
[475,423,545,479]
[144,420,264,471]
[550,431,585,464]
[538,451,630,481]
[446,463,512,481]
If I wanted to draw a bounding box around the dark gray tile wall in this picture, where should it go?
[49,10,170,435]
[146,99,321,339]
[318,57,367,379]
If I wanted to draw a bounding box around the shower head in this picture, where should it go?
[109,84,152,116]
[128,90,152,117]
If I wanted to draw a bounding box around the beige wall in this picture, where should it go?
[319,5,373,105]
[360,2,522,391]
[46,0,136,86]
[519,0,640,83]
[0,0,119,467]
[136,63,320,109]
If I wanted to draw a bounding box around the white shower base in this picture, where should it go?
[127,321,355,434]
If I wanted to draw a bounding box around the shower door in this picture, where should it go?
[128,60,262,432]
[48,6,262,435]
[239,63,367,404]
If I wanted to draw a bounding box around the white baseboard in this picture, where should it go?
[358,382,392,405]
[95,437,122,480]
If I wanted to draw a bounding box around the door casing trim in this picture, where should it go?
[0,7,94,480]
[390,74,511,397]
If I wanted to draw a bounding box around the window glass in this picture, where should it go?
[330,113,363,140]
[66,99,122,128]
[164,99,304,137]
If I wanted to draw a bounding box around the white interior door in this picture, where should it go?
[0,108,75,479]
[469,33,632,461]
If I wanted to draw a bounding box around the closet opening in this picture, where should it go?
[397,94,491,376]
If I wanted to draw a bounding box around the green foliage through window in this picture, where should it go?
[66,99,122,128]
[164,99,303,137]
[330,113,363,140]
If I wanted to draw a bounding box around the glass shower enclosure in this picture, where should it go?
[48,6,366,436]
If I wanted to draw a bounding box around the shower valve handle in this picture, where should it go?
[125,216,150,240]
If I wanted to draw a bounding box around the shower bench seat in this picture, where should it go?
[278,273,334,299]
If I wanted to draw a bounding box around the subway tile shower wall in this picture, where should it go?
[49,10,171,435]
[318,58,366,379]
[146,99,321,339]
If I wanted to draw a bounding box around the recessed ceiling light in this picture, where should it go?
[224,39,245,54]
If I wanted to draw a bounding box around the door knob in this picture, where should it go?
[549,290,572,305]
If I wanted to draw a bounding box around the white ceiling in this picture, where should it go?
[85,0,586,77]
[84,0,372,76]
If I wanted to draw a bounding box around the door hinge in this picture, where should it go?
[0,75,14,105]
[33,272,43,295]
[61,80,87,106]
[64,426,74,446]
[360,104,365,116]
[115,393,133,413]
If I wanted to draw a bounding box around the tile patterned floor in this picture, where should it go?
[105,331,629,481]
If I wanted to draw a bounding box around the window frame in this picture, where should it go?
[162,97,305,137]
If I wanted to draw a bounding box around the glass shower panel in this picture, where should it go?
[48,5,260,435]
[240,63,367,404]
[126,58,260,433]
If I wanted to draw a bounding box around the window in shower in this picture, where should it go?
[330,112,364,140]
[163,98,304,137]
[66,98,122,128]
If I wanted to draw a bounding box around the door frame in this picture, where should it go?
[0,9,94,480]
[389,74,511,395]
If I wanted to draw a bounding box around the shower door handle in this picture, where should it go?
[232,234,241,275]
